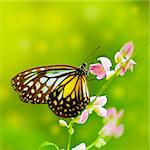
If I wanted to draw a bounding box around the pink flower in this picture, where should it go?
[114,41,136,76]
[99,107,124,138]
[90,63,106,80]
[89,57,114,80]
[104,107,124,123]
[100,122,124,138]
[75,110,89,124]
[75,96,108,124]
[72,143,86,150]
[115,59,136,76]
[120,41,134,59]
[90,96,107,117]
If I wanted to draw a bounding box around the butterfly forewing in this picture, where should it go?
[11,65,76,104]
[11,64,90,118]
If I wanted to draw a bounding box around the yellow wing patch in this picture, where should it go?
[63,76,78,98]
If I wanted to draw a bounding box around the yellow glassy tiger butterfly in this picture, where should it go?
[11,63,90,118]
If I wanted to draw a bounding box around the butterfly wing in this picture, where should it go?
[48,74,90,118]
[11,64,90,118]
[11,65,77,104]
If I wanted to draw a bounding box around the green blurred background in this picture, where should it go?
[0,1,149,150]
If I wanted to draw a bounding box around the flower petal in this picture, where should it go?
[100,122,116,137]
[117,109,124,120]
[89,63,106,80]
[90,96,96,102]
[59,120,68,127]
[120,67,127,76]
[114,52,122,63]
[96,73,106,80]
[72,143,86,150]
[93,96,107,106]
[95,138,106,148]
[97,57,112,71]
[75,110,89,124]
[115,63,127,76]
[89,63,105,75]
[106,70,115,80]
[127,59,136,72]
[120,41,134,59]
[114,125,124,138]
[93,106,107,117]
[105,108,117,120]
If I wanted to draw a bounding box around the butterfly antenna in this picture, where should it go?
[85,55,101,64]
[83,46,101,63]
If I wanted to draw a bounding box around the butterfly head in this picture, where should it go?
[76,63,88,76]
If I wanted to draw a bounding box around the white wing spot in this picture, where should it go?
[24,71,29,75]
[41,100,45,103]
[46,95,49,100]
[40,68,46,71]
[52,76,67,90]
[41,86,48,93]
[31,89,35,93]
[58,91,63,100]
[17,76,20,80]
[24,73,34,79]
[35,82,41,90]
[38,93,42,98]
[27,81,34,87]
[40,77,47,84]
[24,74,37,84]
[23,87,28,91]
[46,70,74,77]
[31,69,37,72]
[17,82,20,85]
[53,100,57,105]
[46,78,56,87]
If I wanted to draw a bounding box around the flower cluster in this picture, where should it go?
[72,108,124,149]
[74,96,107,124]
[99,108,124,138]
[90,41,136,79]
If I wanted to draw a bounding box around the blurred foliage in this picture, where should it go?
[0,1,149,150]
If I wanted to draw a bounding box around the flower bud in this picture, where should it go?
[59,120,68,128]
[68,127,74,135]
[95,138,106,148]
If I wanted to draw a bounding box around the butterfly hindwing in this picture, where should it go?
[48,75,90,118]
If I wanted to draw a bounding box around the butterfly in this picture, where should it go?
[11,63,90,118]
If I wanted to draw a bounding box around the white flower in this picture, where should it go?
[72,143,86,150]
[90,96,107,117]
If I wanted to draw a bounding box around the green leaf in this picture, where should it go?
[39,141,60,150]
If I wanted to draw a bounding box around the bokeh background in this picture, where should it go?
[0,1,149,150]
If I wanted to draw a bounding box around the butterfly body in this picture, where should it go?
[11,63,90,118]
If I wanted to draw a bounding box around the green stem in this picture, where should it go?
[39,142,60,150]
[66,119,74,150]
[86,142,96,150]
[67,134,72,150]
